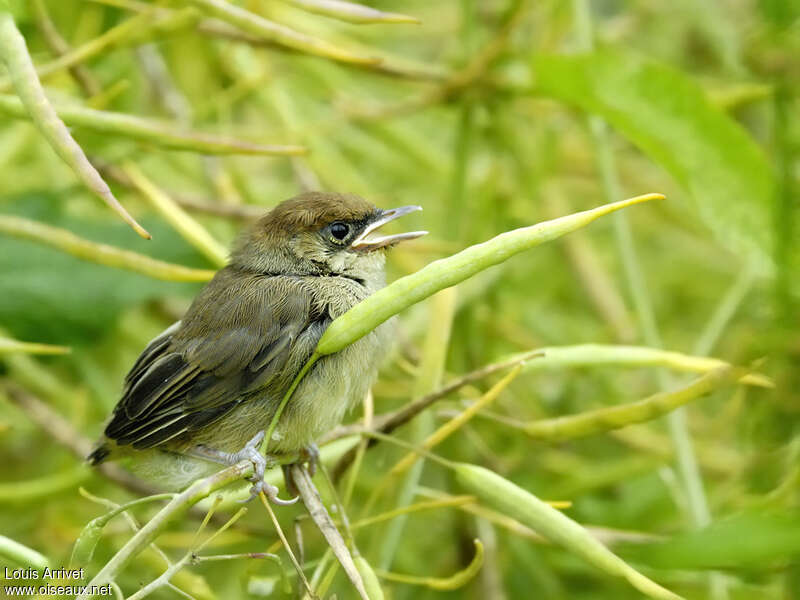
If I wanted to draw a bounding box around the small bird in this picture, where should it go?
[88,191,426,502]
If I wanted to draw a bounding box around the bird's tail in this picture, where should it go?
[87,443,111,465]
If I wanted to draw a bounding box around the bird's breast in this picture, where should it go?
[270,275,391,450]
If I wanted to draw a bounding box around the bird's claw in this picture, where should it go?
[235,430,297,505]
[240,478,298,505]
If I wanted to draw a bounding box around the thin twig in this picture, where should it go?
[259,491,315,597]
[344,0,529,121]
[389,365,522,476]
[0,94,306,156]
[96,160,267,221]
[290,464,368,600]
[0,10,154,93]
[318,462,356,550]
[326,350,541,480]
[79,492,214,600]
[79,461,253,598]
[122,162,229,267]
[122,552,192,600]
[31,0,101,96]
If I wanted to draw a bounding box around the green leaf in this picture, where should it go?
[619,511,800,569]
[532,48,777,273]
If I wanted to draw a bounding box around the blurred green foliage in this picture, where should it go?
[0,193,205,343]
[0,0,798,599]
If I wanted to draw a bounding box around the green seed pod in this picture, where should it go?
[0,95,306,155]
[284,0,419,24]
[70,521,104,566]
[375,540,484,591]
[0,216,215,282]
[189,0,380,65]
[317,194,663,356]
[0,12,148,238]
[454,462,682,600]
[70,493,175,567]
[522,366,735,441]
[355,556,385,600]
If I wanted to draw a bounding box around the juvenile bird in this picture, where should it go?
[88,191,426,502]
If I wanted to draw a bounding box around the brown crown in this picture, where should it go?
[259,191,379,234]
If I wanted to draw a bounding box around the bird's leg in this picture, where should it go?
[281,442,320,496]
[281,463,297,497]
[300,442,320,477]
[188,430,298,505]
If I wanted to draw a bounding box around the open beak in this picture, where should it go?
[351,205,427,252]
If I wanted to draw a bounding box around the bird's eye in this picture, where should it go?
[329,222,350,242]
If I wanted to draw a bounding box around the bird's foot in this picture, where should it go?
[240,477,298,506]
[191,431,298,506]
[237,431,298,505]
[281,442,320,496]
[299,442,320,477]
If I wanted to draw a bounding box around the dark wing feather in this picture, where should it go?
[103,268,328,450]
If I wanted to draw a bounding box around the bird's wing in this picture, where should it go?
[104,269,329,450]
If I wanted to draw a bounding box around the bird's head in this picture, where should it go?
[230,192,426,280]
